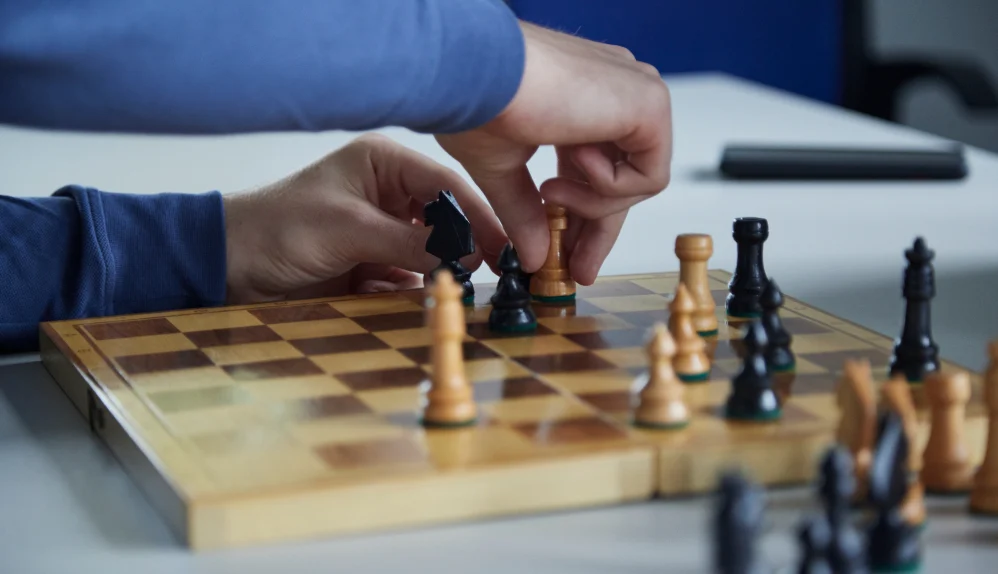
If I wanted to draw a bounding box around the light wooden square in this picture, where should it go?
[311,349,416,374]
[203,448,333,491]
[241,375,351,402]
[543,369,635,395]
[330,296,423,317]
[168,310,262,332]
[629,277,680,295]
[586,294,669,313]
[483,335,585,357]
[268,318,366,341]
[538,313,635,334]
[128,366,232,392]
[287,414,407,446]
[201,341,304,366]
[593,348,647,369]
[186,425,295,455]
[793,332,873,354]
[374,327,440,349]
[483,395,595,424]
[356,387,421,414]
[425,426,538,467]
[94,333,196,358]
[160,403,270,436]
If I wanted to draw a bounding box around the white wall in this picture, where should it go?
[872,0,998,152]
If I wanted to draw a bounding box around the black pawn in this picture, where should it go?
[889,237,939,383]
[713,471,767,574]
[819,447,869,573]
[866,411,921,572]
[725,321,782,421]
[760,278,795,373]
[796,515,833,574]
[727,217,769,319]
[488,244,537,333]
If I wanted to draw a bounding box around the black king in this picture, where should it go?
[889,237,939,383]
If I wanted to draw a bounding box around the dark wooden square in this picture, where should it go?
[148,385,249,413]
[279,394,372,420]
[289,333,389,356]
[613,309,670,329]
[779,372,839,397]
[514,351,618,374]
[563,329,647,350]
[85,318,179,340]
[315,437,426,468]
[577,390,632,413]
[513,416,629,444]
[781,317,833,336]
[223,357,323,380]
[184,325,282,348]
[248,303,343,324]
[115,349,213,375]
[337,367,427,391]
[474,376,559,402]
[398,341,499,365]
[351,311,426,332]
[465,321,555,340]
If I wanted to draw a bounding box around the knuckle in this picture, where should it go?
[607,44,635,60]
[637,61,661,78]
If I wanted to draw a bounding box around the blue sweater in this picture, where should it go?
[0,0,525,353]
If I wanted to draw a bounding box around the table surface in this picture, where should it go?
[2,73,997,572]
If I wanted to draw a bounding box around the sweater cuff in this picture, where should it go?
[404,0,526,133]
[54,186,227,316]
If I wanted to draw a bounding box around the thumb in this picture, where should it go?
[348,207,439,274]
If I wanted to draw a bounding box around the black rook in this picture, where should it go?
[727,217,770,319]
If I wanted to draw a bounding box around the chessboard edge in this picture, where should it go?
[38,326,192,546]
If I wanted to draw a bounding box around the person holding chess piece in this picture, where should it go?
[0,4,673,353]
[530,203,577,304]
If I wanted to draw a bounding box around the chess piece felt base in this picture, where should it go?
[419,417,478,428]
[724,403,783,422]
[532,293,576,304]
[867,515,921,573]
[678,371,710,383]
[769,356,796,373]
[633,418,689,430]
[488,308,537,333]
[698,328,719,337]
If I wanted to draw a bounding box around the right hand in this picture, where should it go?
[436,21,673,285]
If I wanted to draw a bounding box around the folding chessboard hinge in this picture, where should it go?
[87,388,106,433]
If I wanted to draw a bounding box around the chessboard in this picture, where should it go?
[38,268,989,550]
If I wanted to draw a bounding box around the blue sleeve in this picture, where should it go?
[0,189,227,353]
[0,0,525,134]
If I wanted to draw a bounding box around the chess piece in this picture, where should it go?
[970,341,998,515]
[713,470,767,574]
[817,447,868,574]
[669,283,711,382]
[424,190,475,304]
[889,237,939,383]
[489,244,537,333]
[633,323,690,429]
[866,411,921,573]
[724,320,782,421]
[420,270,477,427]
[726,217,769,319]
[530,202,576,303]
[760,278,795,373]
[921,370,974,493]
[880,375,926,528]
[675,233,718,336]
[836,359,877,502]
[796,515,833,574]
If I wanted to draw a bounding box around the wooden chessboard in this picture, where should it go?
[38,270,987,550]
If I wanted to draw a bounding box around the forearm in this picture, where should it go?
[0,188,226,353]
[0,0,524,134]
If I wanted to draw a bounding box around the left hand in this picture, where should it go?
[221,134,507,304]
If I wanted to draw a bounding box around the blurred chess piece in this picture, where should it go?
[675,233,718,336]
[836,359,877,501]
[530,203,576,303]
[669,283,711,383]
[970,341,998,514]
[921,370,974,493]
[421,270,477,427]
[881,374,926,527]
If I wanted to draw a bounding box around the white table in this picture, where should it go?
[2,73,998,573]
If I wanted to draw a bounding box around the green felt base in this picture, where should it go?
[724,408,783,422]
[419,417,478,429]
[678,371,710,383]
[771,362,796,374]
[697,329,719,337]
[532,293,576,304]
[633,419,690,431]
[872,561,921,573]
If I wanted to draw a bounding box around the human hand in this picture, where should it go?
[435,21,672,285]
[222,134,507,304]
